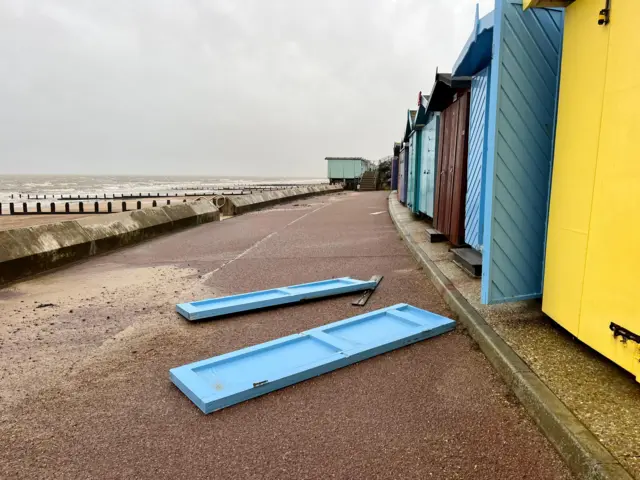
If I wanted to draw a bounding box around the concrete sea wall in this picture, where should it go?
[0,185,343,287]
[0,200,220,287]
[219,184,343,216]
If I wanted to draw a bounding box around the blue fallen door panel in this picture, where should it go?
[481,0,563,304]
[177,277,378,321]
[170,303,455,413]
[465,66,490,251]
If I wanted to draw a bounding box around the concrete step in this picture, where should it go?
[451,247,482,278]
[426,228,446,243]
[360,170,378,191]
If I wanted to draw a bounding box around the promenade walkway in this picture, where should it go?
[0,191,571,479]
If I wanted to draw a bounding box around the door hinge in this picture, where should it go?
[610,322,640,344]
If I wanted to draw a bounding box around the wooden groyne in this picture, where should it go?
[5,184,325,202]
[0,198,195,216]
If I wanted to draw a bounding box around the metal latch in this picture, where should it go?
[598,0,610,25]
[609,322,640,344]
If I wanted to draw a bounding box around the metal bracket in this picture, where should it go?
[352,275,383,307]
[609,322,640,344]
[598,0,611,25]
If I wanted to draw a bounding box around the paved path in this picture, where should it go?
[0,191,572,479]
[389,193,639,479]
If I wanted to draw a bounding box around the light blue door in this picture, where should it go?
[419,127,429,214]
[407,133,416,210]
[481,0,564,304]
[411,130,422,214]
[170,304,455,413]
[398,148,406,203]
[465,66,491,251]
[419,113,439,217]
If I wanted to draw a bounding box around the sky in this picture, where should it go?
[0,0,493,177]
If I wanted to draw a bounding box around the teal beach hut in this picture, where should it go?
[406,93,433,215]
[398,110,416,205]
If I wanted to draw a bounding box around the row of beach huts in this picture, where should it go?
[391,0,640,382]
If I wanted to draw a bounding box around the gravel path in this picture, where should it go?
[0,191,573,479]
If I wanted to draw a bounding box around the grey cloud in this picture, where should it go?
[0,0,493,176]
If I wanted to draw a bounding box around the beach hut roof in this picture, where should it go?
[403,109,417,142]
[452,5,494,77]
[424,72,472,114]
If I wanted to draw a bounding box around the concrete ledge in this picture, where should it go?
[219,185,342,216]
[387,194,633,480]
[0,200,220,287]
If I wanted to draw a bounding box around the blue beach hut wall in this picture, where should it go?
[452,5,494,252]
[398,145,407,204]
[398,110,416,205]
[407,114,417,211]
[416,94,438,217]
[407,94,430,214]
[418,109,439,218]
[453,1,564,304]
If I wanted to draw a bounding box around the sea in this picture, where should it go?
[0,174,327,205]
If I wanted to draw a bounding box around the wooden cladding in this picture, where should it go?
[433,90,470,247]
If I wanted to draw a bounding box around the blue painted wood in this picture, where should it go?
[452,8,494,77]
[481,0,564,304]
[465,66,491,251]
[170,304,455,413]
[413,131,423,214]
[177,277,378,321]
[419,112,439,217]
[398,147,407,203]
[419,128,429,215]
[407,129,424,214]
[407,132,417,211]
[391,156,398,190]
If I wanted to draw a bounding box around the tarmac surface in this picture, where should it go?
[388,194,640,479]
[0,191,573,479]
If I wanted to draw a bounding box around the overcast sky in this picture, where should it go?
[0,0,493,177]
